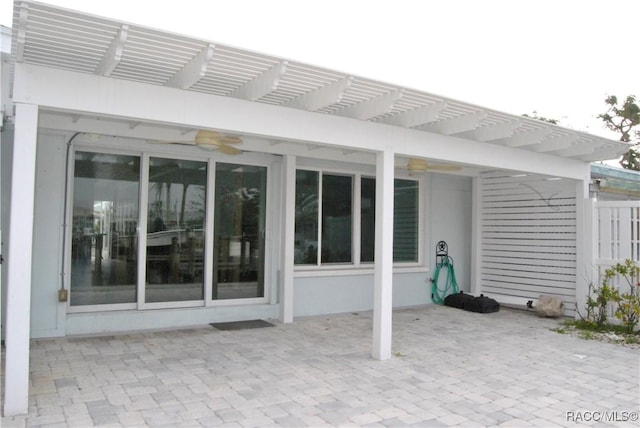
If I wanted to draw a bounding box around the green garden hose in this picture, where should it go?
[431,255,459,304]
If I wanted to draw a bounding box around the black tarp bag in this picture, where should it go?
[443,291,475,310]
[466,294,500,313]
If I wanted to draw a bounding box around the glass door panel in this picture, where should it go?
[213,163,267,300]
[146,158,207,303]
[70,152,140,306]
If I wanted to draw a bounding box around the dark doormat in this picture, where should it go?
[210,319,275,331]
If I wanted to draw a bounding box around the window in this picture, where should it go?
[360,178,420,263]
[295,171,353,265]
[321,174,353,263]
[393,179,419,262]
[360,177,376,263]
[295,171,420,266]
[294,170,353,265]
[294,170,318,264]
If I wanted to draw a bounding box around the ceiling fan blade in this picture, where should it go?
[219,135,242,145]
[149,130,243,154]
[217,144,243,155]
[407,158,461,175]
[149,139,195,145]
[426,164,462,171]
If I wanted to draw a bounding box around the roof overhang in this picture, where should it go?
[8,0,630,165]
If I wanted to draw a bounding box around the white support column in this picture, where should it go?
[3,103,38,416]
[470,176,481,295]
[279,154,295,323]
[575,173,593,319]
[372,149,394,361]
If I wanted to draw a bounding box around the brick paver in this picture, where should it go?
[1,306,638,427]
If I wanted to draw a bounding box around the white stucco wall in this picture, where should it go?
[429,174,473,292]
[293,271,431,317]
[30,133,67,337]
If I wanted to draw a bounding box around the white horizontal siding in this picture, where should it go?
[479,172,577,315]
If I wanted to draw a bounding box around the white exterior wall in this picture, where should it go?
[293,272,431,317]
[429,174,473,292]
[30,134,67,337]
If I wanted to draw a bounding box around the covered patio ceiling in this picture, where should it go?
[9,0,628,165]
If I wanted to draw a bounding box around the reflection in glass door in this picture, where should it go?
[213,163,267,300]
[70,152,140,306]
[146,158,207,303]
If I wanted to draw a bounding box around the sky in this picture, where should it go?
[1,0,638,143]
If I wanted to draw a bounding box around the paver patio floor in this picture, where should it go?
[2,305,639,427]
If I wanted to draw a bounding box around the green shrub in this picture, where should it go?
[581,259,640,335]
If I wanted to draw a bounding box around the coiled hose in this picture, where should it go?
[431,255,459,304]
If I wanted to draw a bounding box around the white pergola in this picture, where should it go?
[8,1,624,165]
[2,0,629,416]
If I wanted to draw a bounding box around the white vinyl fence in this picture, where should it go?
[593,201,640,296]
[593,201,640,322]
[594,201,640,267]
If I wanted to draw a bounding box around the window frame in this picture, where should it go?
[294,167,426,273]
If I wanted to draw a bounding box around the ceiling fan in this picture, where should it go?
[406,158,462,175]
[151,130,243,155]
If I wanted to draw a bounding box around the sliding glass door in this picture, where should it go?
[213,163,267,300]
[69,150,270,308]
[145,158,207,303]
[70,152,140,306]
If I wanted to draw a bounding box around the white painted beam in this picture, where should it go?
[377,101,447,128]
[280,155,295,323]
[14,64,594,179]
[372,149,394,361]
[95,25,128,76]
[3,103,38,416]
[421,111,487,135]
[166,43,215,89]
[282,76,353,111]
[230,61,288,101]
[337,89,403,120]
